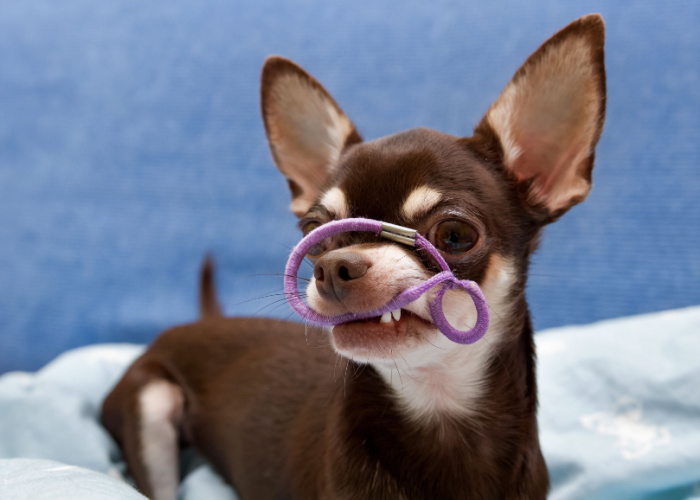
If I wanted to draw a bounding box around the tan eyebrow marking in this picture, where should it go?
[401,186,442,220]
[319,187,349,219]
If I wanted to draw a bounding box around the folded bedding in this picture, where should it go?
[1,307,699,500]
[0,459,148,500]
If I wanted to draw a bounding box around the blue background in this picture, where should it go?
[1,1,699,373]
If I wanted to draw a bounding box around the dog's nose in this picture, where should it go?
[313,251,370,302]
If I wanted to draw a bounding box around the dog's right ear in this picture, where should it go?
[261,57,362,217]
[475,14,606,221]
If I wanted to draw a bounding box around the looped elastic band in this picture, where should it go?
[283,218,490,345]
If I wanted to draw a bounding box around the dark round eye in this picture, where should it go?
[302,221,325,257]
[433,220,478,255]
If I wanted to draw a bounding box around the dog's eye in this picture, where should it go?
[303,221,321,235]
[302,221,326,257]
[433,220,478,255]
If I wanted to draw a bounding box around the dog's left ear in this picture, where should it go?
[476,14,606,219]
[261,56,362,217]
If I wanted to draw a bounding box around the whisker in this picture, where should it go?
[233,291,306,308]
[486,302,505,323]
[397,352,418,381]
[395,253,410,263]
[247,273,311,283]
[334,353,342,383]
[250,298,296,316]
[343,357,352,398]
[275,242,296,252]
[424,337,448,350]
[392,358,404,391]
[483,335,512,386]
[350,362,366,382]
[304,342,334,349]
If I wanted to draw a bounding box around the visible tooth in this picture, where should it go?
[391,309,401,321]
[380,312,392,324]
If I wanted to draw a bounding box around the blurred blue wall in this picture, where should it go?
[1,0,699,372]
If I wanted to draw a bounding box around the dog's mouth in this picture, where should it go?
[331,308,435,354]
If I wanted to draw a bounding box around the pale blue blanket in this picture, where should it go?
[1,307,699,499]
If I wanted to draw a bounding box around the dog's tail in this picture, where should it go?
[200,255,223,319]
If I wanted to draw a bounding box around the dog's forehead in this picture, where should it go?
[326,128,499,222]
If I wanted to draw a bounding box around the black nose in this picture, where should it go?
[313,251,370,301]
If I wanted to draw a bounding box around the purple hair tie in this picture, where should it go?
[284,218,490,345]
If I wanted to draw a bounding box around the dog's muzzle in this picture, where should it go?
[284,218,490,345]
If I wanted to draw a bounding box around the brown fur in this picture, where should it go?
[102,315,547,499]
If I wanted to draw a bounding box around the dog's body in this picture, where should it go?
[102,15,606,500]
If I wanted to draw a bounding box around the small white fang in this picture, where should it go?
[380,312,392,324]
[391,309,401,321]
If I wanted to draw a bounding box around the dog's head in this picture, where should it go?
[262,16,605,373]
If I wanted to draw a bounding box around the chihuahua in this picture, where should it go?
[102,14,606,500]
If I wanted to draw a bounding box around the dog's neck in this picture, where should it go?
[323,311,543,499]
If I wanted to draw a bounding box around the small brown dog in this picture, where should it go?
[102,15,606,499]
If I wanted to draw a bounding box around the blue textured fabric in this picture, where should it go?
[1,307,699,499]
[1,0,699,372]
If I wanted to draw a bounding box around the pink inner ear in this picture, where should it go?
[484,29,603,214]
[539,140,589,195]
[512,124,593,212]
[264,71,358,215]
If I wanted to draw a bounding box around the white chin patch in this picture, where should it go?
[372,254,517,421]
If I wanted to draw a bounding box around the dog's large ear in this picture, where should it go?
[261,57,362,217]
[475,14,606,219]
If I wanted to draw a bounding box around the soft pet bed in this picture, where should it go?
[1,307,699,500]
